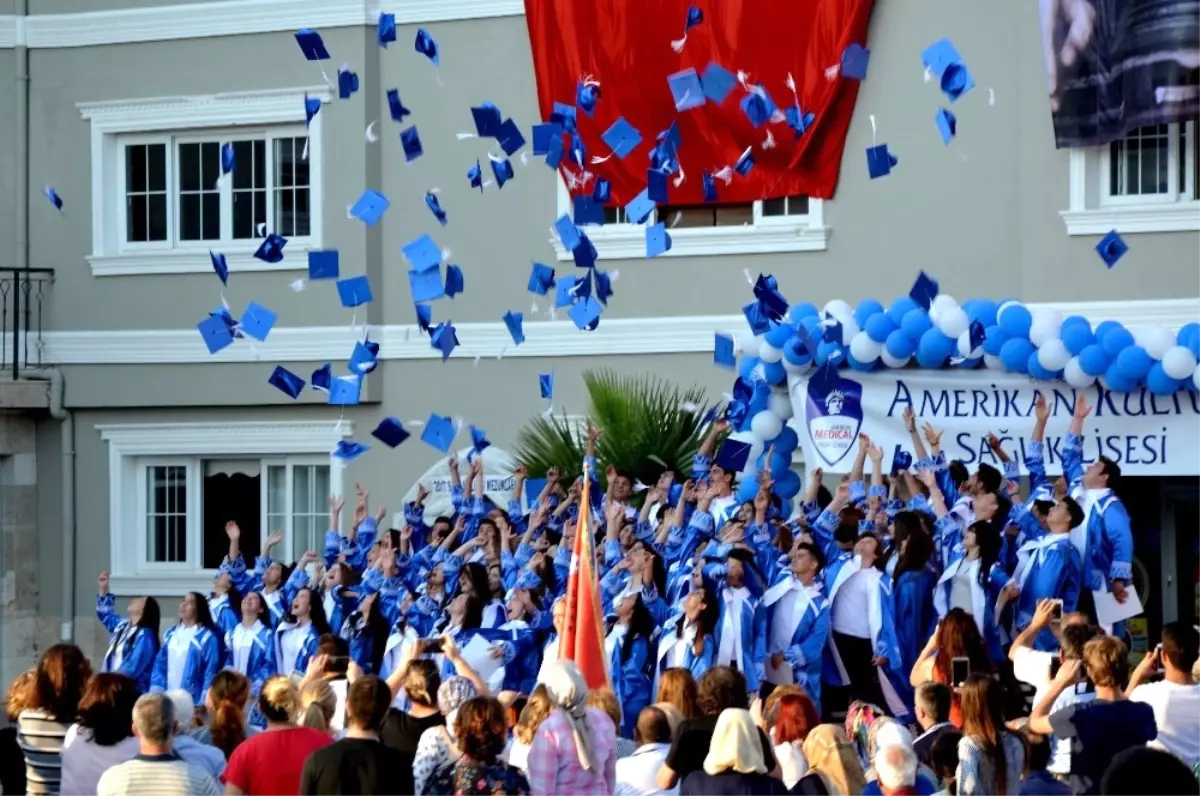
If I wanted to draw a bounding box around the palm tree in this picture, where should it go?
[512,369,714,493]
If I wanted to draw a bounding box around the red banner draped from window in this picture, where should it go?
[523,0,875,206]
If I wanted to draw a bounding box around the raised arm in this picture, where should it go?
[903,406,929,460]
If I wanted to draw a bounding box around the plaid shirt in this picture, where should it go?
[526,707,618,796]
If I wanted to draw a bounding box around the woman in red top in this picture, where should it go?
[223,675,332,795]
[908,609,994,728]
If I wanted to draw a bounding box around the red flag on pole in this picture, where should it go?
[559,468,610,690]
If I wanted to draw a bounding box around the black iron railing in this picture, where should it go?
[0,268,54,380]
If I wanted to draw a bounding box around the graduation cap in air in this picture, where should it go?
[701,62,736,104]
[471,104,504,138]
[568,297,602,331]
[253,233,287,263]
[909,271,940,311]
[936,108,957,145]
[425,191,448,226]
[504,311,525,346]
[444,265,464,299]
[625,189,655,225]
[311,363,332,392]
[866,144,898,179]
[753,274,789,321]
[336,275,373,308]
[430,321,458,360]
[491,157,514,188]
[600,117,643,159]
[387,89,412,122]
[922,38,974,102]
[349,338,380,375]
[401,127,423,161]
[539,373,554,400]
[197,314,234,355]
[44,186,64,212]
[350,189,389,226]
[415,304,433,335]
[308,249,339,280]
[1095,230,1128,269]
[295,29,330,61]
[337,65,359,100]
[372,417,410,448]
[646,223,672,257]
[714,333,736,369]
[576,80,601,116]
[377,12,396,47]
[220,143,235,176]
[550,102,577,133]
[333,440,370,461]
[414,28,439,66]
[328,375,362,406]
[209,251,228,286]
[268,366,305,399]
[467,160,483,191]
[239,302,277,342]
[593,179,611,204]
[528,262,555,295]
[715,439,752,473]
[668,68,706,112]
[421,413,457,453]
[841,43,870,80]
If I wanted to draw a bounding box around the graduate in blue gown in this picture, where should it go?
[653,584,719,697]
[604,591,655,738]
[762,542,831,715]
[1005,498,1086,651]
[222,591,275,727]
[888,513,939,679]
[932,520,1011,664]
[95,572,160,693]
[340,590,390,675]
[151,591,222,705]
[274,586,332,677]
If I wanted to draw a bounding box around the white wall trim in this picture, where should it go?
[1063,145,1200,236]
[0,15,17,48]
[28,299,1200,366]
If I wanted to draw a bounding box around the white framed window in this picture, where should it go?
[552,175,828,260]
[79,87,329,277]
[100,421,348,595]
[1061,119,1200,235]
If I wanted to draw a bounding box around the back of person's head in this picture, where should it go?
[1084,635,1130,689]
[299,679,336,732]
[257,675,298,725]
[317,633,348,662]
[929,729,963,783]
[975,462,1002,493]
[803,724,868,796]
[1101,746,1197,795]
[33,643,93,722]
[656,667,699,719]
[874,744,918,794]
[773,692,820,746]
[697,666,749,715]
[703,708,766,776]
[1060,623,1102,661]
[958,674,1009,794]
[1161,621,1200,675]
[207,670,250,759]
[345,675,390,732]
[633,706,671,746]
[1024,730,1053,773]
[437,676,479,719]
[454,697,508,763]
[165,690,194,735]
[5,670,35,723]
[77,674,138,746]
[403,659,441,708]
[915,681,951,725]
[761,684,803,733]
[514,684,553,745]
[586,688,622,731]
[132,692,175,747]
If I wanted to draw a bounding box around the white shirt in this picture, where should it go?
[831,570,872,638]
[709,495,738,526]
[774,741,809,789]
[951,558,980,613]
[669,623,696,668]
[717,587,750,667]
[606,623,629,661]
[536,635,559,685]
[278,621,309,674]
[1129,680,1200,765]
[231,621,261,674]
[1074,488,1109,561]
[60,725,139,796]
[1012,645,1055,708]
[166,625,199,691]
[614,742,676,796]
[329,678,347,731]
[322,590,336,622]
[769,579,805,654]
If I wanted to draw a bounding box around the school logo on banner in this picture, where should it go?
[805,375,864,467]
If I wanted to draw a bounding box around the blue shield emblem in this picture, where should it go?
[805,375,864,468]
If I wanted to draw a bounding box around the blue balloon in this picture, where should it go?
[782,335,812,367]
[901,308,934,341]
[963,299,998,328]
[1178,322,1200,359]
[887,297,920,326]
[982,324,1008,356]
[885,329,918,359]
[1146,362,1181,396]
[1027,351,1060,381]
[779,497,794,519]
[1115,345,1152,381]
[1103,363,1136,394]
[854,300,885,329]
[738,355,761,383]
[772,426,799,454]
[769,451,791,478]
[799,315,823,336]
[998,303,1032,339]
[1078,344,1111,376]
[791,302,819,322]
[864,312,897,343]
[763,360,786,385]
[847,353,877,371]
[764,321,794,349]
[1000,337,1036,373]
[816,341,841,366]
[775,470,802,499]
[737,477,760,503]
[1100,324,1135,357]
[1094,320,1122,342]
[916,329,955,368]
[747,382,771,416]
[1060,316,1095,356]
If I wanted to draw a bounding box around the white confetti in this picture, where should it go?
[923,66,932,83]
[633,480,650,492]
[609,269,620,282]
[987,88,995,106]
[345,204,354,219]
[473,355,481,367]
[290,279,306,292]
[256,222,266,236]
[824,64,841,80]
[762,129,776,150]
[669,211,684,228]
[456,133,478,141]
[743,268,754,285]
[365,121,379,142]
[542,405,554,419]
[680,401,699,412]
[869,114,877,143]
[520,152,529,166]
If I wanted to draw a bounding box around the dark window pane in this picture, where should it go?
[292,149,310,187]
[179,143,200,192]
[126,145,147,192]
[275,138,293,187]
[233,191,253,238]
[276,188,294,236]
[761,197,786,217]
[127,194,147,242]
[253,140,266,188]
[1110,141,1122,195]
[254,191,267,235]
[148,194,168,241]
[232,140,254,190]
[1126,142,1140,195]
[179,193,200,240]
[201,193,220,240]
[201,142,220,188]
[294,188,310,236]
[602,206,622,224]
[715,204,753,225]
[202,471,261,570]
[788,195,810,215]
[148,144,166,192]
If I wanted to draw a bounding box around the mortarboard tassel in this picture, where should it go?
[365,121,379,142]
[671,4,704,53]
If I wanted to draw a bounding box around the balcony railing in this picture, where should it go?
[0,268,54,380]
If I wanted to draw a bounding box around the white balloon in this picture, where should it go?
[822,300,861,340]
[848,331,882,363]
[1029,308,1064,347]
[758,341,783,363]
[736,331,761,356]
[957,329,983,359]
[1162,345,1199,380]
[937,307,969,340]
[880,351,910,368]
[1136,325,1176,360]
[930,294,958,318]
[983,353,1004,371]
[767,390,794,421]
[749,411,783,445]
[1064,357,1095,389]
[1037,338,1071,371]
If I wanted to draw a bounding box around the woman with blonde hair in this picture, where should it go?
[298,678,338,735]
[679,708,786,795]
[0,670,36,795]
[508,685,552,771]
[801,724,868,796]
[656,667,700,721]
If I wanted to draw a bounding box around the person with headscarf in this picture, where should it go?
[411,676,479,796]
[798,724,868,795]
[678,708,786,795]
[525,660,617,796]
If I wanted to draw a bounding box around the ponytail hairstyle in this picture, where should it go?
[207,670,250,760]
[299,679,337,733]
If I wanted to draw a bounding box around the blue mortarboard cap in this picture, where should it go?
[400,127,423,161]
[444,264,464,298]
[472,104,504,138]
[295,28,330,61]
[197,314,234,354]
[594,270,613,305]
[554,276,578,309]
[554,214,581,252]
[304,94,321,127]
[740,93,772,128]
[491,157,514,188]
[573,195,605,226]
[715,439,752,473]
[656,121,682,158]
[714,333,736,368]
[414,28,438,66]
[307,249,339,280]
[409,267,445,303]
[403,234,442,273]
[240,301,277,342]
[333,440,370,461]
[646,223,672,257]
[601,117,642,159]
[220,143,235,175]
[528,262,555,295]
[372,417,410,448]
[572,234,597,270]
[532,123,562,156]
[497,119,526,156]
[387,89,412,122]
[545,133,565,169]
[841,43,870,80]
[576,81,600,116]
[209,251,228,285]
[668,68,706,112]
[539,373,554,400]
[703,173,718,202]
[922,38,974,102]
[328,376,361,406]
[253,233,286,263]
[504,310,525,345]
[268,365,305,399]
[550,102,577,133]
[523,478,547,510]
[823,319,844,346]
[1096,230,1128,268]
[415,303,433,334]
[891,449,913,476]
[648,169,670,205]
[350,189,389,226]
[431,321,458,360]
[425,191,448,226]
[743,302,770,335]
[754,275,789,320]
[469,425,490,456]
[377,12,396,47]
[593,179,611,204]
[336,275,373,307]
[44,186,64,212]
[909,271,940,311]
[968,320,986,352]
[625,189,655,225]
[936,108,957,145]
[311,363,332,392]
[735,149,755,176]
[349,338,380,375]
[574,269,593,300]
[421,413,457,453]
[866,144,898,179]
[467,160,483,192]
[568,296,602,330]
[701,62,736,104]
[338,66,359,100]
[785,106,816,139]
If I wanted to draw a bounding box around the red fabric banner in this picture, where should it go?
[523,0,875,205]
[559,473,610,691]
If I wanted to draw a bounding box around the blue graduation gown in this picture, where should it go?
[208,594,239,637]
[605,628,653,738]
[652,615,716,698]
[223,622,275,727]
[893,566,938,677]
[96,595,157,693]
[1063,433,1134,594]
[274,621,321,677]
[151,625,221,705]
[762,577,830,715]
[933,550,1010,663]
[1012,534,1084,650]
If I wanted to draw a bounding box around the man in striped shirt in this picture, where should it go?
[96,693,220,796]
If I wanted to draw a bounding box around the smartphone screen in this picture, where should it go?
[951,656,971,686]
[422,638,445,653]
[324,656,349,675]
[1050,599,1064,621]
